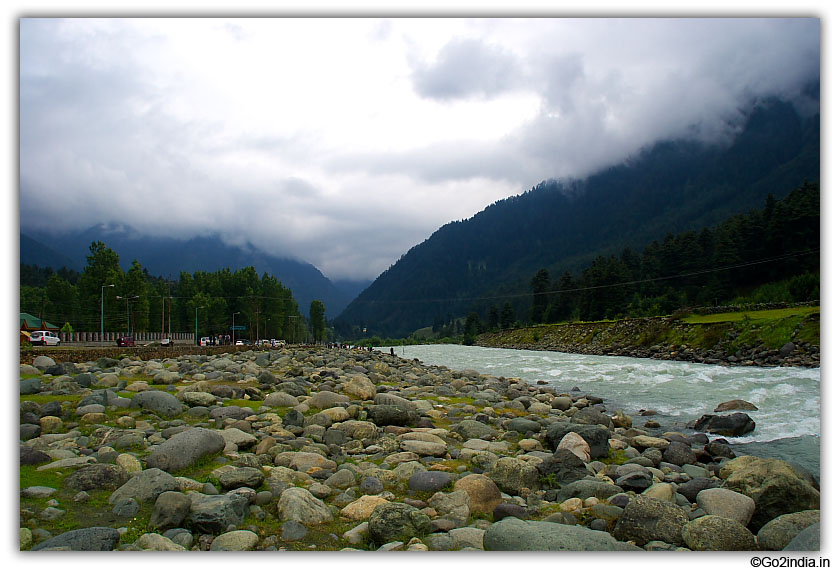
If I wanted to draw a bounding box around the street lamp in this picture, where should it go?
[232,311,240,345]
[101,284,114,346]
[116,295,139,336]
[195,305,206,345]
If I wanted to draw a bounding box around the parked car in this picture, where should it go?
[200,337,211,346]
[161,337,173,346]
[29,330,60,346]
[116,336,135,347]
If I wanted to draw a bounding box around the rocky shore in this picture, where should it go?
[477,317,820,368]
[20,346,819,551]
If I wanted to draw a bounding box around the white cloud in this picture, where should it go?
[19,17,819,281]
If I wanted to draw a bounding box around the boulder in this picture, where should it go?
[757,511,820,551]
[398,438,446,457]
[783,522,820,551]
[507,417,541,434]
[188,492,250,534]
[149,491,192,530]
[451,419,498,440]
[677,477,720,502]
[219,467,265,490]
[134,532,186,552]
[428,489,471,526]
[454,474,502,514]
[613,495,689,547]
[407,470,456,493]
[130,391,183,418]
[367,502,432,546]
[31,527,120,551]
[721,456,820,532]
[209,530,260,551]
[569,406,613,428]
[681,515,757,551]
[555,431,591,462]
[145,428,226,473]
[555,479,623,503]
[332,420,379,441]
[487,457,540,495]
[219,427,257,449]
[180,391,217,407]
[108,468,179,505]
[340,495,390,520]
[344,375,377,400]
[536,448,590,487]
[546,424,610,459]
[20,378,42,395]
[264,391,300,408]
[662,441,696,466]
[276,487,333,525]
[64,464,129,491]
[32,355,56,371]
[696,488,755,526]
[484,517,624,551]
[308,390,349,409]
[693,413,756,437]
[714,399,758,412]
[366,404,418,427]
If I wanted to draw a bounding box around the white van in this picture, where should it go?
[30,330,60,346]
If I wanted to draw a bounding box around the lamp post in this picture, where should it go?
[101,284,114,346]
[232,311,240,345]
[195,305,206,345]
[116,295,139,336]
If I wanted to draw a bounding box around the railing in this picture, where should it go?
[56,331,195,343]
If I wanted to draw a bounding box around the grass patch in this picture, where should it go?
[228,399,263,412]
[20,464,67,490]
[682,306,820,324]
[600,448,630,465]
[20,393,82,406]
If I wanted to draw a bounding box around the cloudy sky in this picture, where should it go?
[19,17,820,281]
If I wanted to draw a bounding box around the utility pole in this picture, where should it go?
[100,283,114,347]
[288,315,299,344]
[195,305,206,345]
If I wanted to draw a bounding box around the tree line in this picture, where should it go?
[20,241,330,343]
[460,180,819,340]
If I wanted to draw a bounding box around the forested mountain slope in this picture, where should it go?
[336,98,819,338]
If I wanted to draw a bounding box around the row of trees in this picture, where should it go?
[20,241,330,344]
[455,181,819,338]
[526,181,819,325]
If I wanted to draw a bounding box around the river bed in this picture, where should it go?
[383,344,821,480]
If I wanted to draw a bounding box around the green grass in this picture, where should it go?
[20,465,141,549]
[681,306,820,324]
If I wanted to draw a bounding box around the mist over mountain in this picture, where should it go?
[20,228,356,319]
[335,98,820,338]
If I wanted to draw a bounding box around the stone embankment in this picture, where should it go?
[20,347,819,551]
[477,317,819,368]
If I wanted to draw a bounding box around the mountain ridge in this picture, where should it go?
[335,98,820,338]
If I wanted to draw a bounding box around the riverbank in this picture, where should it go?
[20,346,819,551]
[476,311,820,368]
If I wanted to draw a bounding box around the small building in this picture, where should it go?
[20,312,59,344]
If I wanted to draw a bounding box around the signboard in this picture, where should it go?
[230,325,246,331]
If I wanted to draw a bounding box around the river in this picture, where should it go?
[382,344,821,481]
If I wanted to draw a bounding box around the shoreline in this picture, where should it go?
[475,316,820,369]
[20,345,820,551]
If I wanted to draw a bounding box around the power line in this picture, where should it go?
[351,247,820,306]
